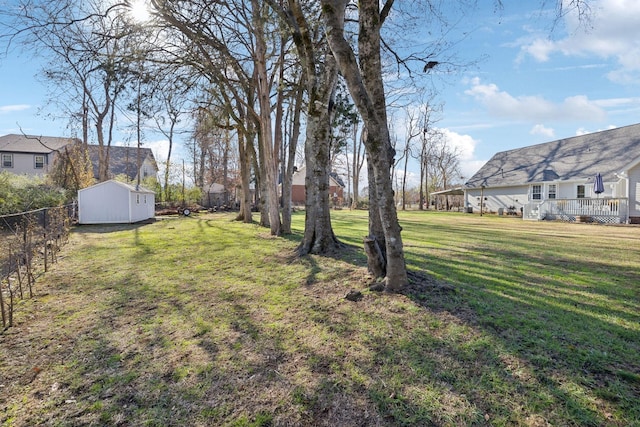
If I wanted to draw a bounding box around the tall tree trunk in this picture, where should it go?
[281,80,304,234]
[402,144,409,210]
[366,147,386,262]
[274,35,290,232]
[252,0,281,235]
[298,86,340,254]
[223,121,230,205]
[419,138,426,210]
[321,0,408,292]
[164,119,175,202]
[235,97,254,223]
[351,123,363,209]
[237,129,254,223]
[255,126,269,227]
[284,0,341,254]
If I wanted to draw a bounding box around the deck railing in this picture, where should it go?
[524,198,628,223]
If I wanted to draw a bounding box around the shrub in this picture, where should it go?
[0,172,67,215]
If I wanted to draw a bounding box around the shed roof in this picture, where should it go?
[465,123,640,189]
[0,134,78,154]
[79,179,155,194]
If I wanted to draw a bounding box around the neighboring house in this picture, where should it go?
[78,180,155,224]
[0,134,159,183]
[87,145,158,182]
[290,166,345,206]
[464,123,640,224]
[0,134,79,176]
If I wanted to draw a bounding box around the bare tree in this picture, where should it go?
[153,79,193,202]
[351,122,365,209]
[5,0,146,181]
[398,107,423,211]
[152,0,287,234]
[267,0,342,254]
[191,104,238,203]
[321,0,408,291]
[418,104,442,210]
[280,72,305,234]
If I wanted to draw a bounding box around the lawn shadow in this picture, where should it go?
[401,241,640,426]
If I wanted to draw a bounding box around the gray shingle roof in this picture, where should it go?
[87,145,157,181]
[465,123,640,189]
[0,134,79,154]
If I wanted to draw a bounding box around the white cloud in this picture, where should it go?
[439,128,476,161]
[0,104,30,114]
[438,128,482,180]
[464,77,606,122]
[530,124,555,138]
[143,139,171,162]
[462,160,488,182]
[521,38,555,62]
[519,0,640,82]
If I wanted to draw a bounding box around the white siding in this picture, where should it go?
[140,157,158,180]
[0,152,53,176]
[78,180,155,224]
[556,182,576,199]
[129,190,155,223]
[465,186,528,213]
[611,178,628,198]
[629,164,640,218]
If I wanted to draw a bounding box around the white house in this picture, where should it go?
[78,180,155,224]
[464,123,640,224]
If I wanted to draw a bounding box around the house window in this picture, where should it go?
[548,184,557,199]
[532,185,542,200]
[2,153,13,168]
[34,155,45,169]
[136,194,140,204]
[577,185,585,198]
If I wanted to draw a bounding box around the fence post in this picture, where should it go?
[43,208,49,272]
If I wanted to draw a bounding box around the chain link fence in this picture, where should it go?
[0,204,76,329]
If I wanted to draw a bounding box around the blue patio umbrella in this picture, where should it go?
[594,173,605,196]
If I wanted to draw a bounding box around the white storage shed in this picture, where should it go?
[78,180,155,224]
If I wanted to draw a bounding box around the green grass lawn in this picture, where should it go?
[1,210,638,426]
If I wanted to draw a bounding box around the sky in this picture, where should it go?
[1,0,640,187]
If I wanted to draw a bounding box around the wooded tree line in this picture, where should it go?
[1,0,592,292]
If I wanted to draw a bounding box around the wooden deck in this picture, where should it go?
[524,198,628,223]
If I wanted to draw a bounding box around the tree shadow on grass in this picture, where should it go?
[401,245,640,426]
[9,213,638,426]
